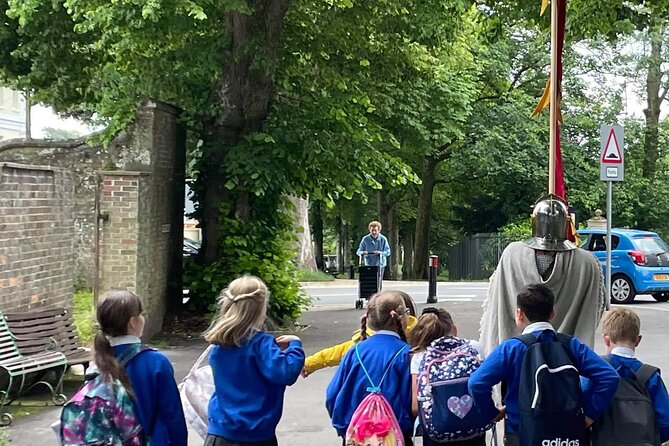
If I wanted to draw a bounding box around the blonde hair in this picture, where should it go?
[361,291,407,341]
[602,308,640,344]
[204,276,268,347]
[368,221,382,231]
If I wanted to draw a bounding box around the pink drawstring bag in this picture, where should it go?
[345,345,406,446]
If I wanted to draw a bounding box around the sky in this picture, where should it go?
[31,104,97,138]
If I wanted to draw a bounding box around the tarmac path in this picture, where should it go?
[7,281,669,445]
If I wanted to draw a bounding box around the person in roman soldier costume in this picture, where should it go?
[479,194,605,356]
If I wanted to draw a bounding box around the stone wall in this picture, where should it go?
[0,163,74,311]
[0,100,186,338]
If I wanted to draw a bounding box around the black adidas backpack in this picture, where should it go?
[590,355,660,446]
[515,332,586,446]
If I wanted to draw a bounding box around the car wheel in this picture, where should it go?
[611,275,636,304]
[652,292,669,303]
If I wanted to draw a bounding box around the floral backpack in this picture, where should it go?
[345,344,407,446]
[59,344,153,446]
[416,337,494,442]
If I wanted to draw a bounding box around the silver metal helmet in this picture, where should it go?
[524,194,577,252]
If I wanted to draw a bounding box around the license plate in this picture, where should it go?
[654,274,669,281]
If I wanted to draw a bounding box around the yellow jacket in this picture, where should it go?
[303,315,418,374]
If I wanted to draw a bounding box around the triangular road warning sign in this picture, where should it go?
[601,128,622,164]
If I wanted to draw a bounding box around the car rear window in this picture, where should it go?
[632,236,669,254]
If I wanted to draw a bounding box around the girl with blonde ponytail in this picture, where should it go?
[203,276,305,446]
[94,290,187,445]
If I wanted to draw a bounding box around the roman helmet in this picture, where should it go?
[524,194,577,251]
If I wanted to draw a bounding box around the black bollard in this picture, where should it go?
[427,255,438,303]
[348,264,355,279]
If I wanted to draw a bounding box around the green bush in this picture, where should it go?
[185,197,311,324]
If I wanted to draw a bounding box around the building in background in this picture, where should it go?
[0,88,25,140]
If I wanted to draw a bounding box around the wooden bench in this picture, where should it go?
[0,313,68,425]
[5,308,90,372]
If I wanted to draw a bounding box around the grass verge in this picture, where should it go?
[73,289,95,346]
[296,269,335,282]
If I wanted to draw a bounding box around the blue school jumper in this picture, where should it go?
[207,331,304,442]
[325,331,413,436]
[468,322,619,433]
[581,347,669,443]
[112,337,188,446]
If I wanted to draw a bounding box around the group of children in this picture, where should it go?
[71,276,669,446]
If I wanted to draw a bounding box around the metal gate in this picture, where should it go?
[447,233,507,281]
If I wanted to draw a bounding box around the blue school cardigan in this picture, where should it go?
[326,332,413,436]
[207,331,304,442]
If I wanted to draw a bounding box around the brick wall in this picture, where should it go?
[99,173,143,294]
[98,100,185,338]
[0,100,185,338]
[0,163,74,311]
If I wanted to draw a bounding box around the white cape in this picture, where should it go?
[480,242,605,356]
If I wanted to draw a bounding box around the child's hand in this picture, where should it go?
[585,416,594,428]
[300,368,310,378]
[493,406,506,423]
[275,335,301,349]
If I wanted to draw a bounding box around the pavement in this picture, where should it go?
[6,280,669,445]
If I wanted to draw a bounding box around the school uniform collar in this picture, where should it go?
[522,321,555,335]
[109,335,142,346]
[375,330,400,339]
[610,346,636,358]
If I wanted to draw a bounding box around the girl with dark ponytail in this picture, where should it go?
[326,291,414,445]
[94,290,187,445]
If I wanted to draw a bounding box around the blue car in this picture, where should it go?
[578,228,669,303]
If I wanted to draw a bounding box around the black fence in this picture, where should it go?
[447,233,508,281]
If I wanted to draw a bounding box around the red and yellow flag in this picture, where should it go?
[533,0,577,242]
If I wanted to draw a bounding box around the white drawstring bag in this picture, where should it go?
[179,345,215,439]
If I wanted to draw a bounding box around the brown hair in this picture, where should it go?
[360,291,407,342]
[94,290,143,397]
[601,308,640,344]
[204,275,268,347]
[368,221,382,231]
[409,308,454,353]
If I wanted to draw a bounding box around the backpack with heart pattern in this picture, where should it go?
[416,336,494,442]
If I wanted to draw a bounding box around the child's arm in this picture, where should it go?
[255,334,305,386]
[468,343,509,422]
[154,357,188,446]
[411,374,419,417]
[570,339,619,421]
[647,372,669,442]
[304,338,357,375]
[325,355,350,417]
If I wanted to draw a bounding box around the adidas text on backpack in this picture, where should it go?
[416,337,494,442]
[59,344,153,446]
[345,344,407,446]
[590,356,660,446]
[515,332,586,446]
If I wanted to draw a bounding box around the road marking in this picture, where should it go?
[612,304,669,312]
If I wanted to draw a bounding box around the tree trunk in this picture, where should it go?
[290,196,317,271]
[643,20,663,179]
[388,205,400,280]
[312,200,324,270]
[412,157,438,279]
[198,0,293,264]
[337,214,345,275]
[402,226,415,280]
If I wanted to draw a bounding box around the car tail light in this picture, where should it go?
[628,250,646,265]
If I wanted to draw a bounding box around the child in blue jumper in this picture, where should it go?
[203,276,305,446]
[584,308,669,444]
[326,290,414,445]
[468,283,619,446]
[95,290,187,445]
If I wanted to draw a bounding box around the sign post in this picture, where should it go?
[600,125,624,310]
